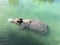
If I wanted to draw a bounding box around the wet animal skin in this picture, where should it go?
[8,18,48,34]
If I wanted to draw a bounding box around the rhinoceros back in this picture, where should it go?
[29,20,48,33]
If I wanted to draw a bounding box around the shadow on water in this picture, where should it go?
[1,29,44,45]
[21,25,50,36]
[0,26,50,45]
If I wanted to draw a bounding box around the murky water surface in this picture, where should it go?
[0,0,60,45]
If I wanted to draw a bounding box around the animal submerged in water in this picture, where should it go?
[8,18,48,34]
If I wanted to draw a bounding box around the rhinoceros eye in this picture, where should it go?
[17,20,23,23]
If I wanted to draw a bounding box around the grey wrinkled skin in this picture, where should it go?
[21,20,48,33]
[29,20,48,33]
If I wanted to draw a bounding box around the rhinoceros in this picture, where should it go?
[8,18,48,33]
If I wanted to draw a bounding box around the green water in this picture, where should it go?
[0,0,60,45]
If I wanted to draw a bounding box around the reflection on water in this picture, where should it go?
[8,0,19,6]
[0,0,60,45]
[32,0,54,4]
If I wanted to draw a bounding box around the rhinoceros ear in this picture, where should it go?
[17,18,23,23]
